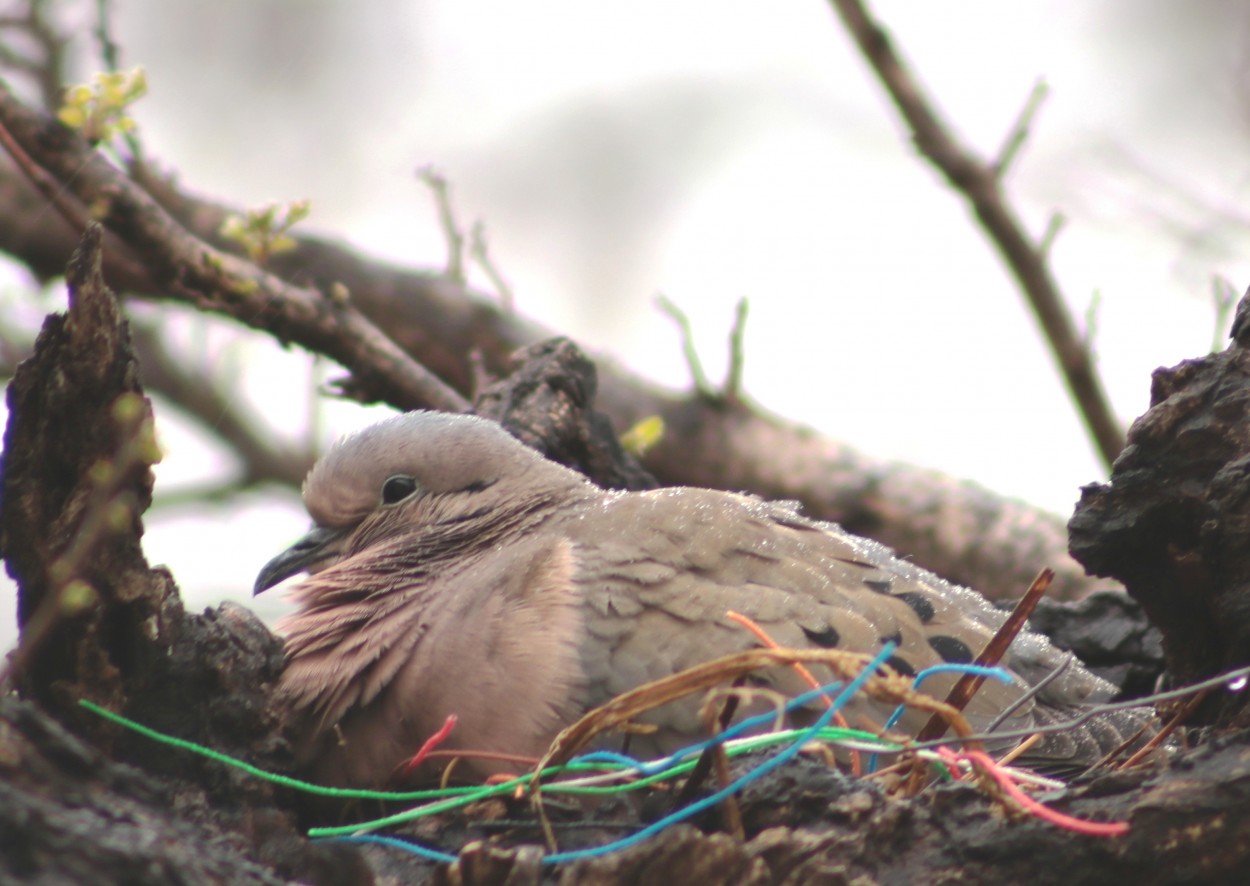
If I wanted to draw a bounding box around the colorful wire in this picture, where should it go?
[71,637,1174,865]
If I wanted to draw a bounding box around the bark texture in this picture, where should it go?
[1070,312,1250,727]
[3,230,1250,885]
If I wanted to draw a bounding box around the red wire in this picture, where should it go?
[399,714,459,778]
[936,747,1129,837]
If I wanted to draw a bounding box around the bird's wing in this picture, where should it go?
[564,487,1106,759]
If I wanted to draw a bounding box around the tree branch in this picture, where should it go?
[825,0,1125,469]
[126,319,316,489]
[0,80,468,415]
[0,83,1110,601]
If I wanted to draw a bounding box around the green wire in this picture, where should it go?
[307,726,920,837]
[76,697,952,839]
[79,699,490,801]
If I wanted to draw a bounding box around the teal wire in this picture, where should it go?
[328,643,898,865]
[82,642,968,865]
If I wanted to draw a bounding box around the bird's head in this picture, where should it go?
[253,411,590,595]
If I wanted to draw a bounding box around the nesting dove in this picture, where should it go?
[255,411,1143,787]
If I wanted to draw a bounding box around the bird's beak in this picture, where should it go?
[253,524,349,595]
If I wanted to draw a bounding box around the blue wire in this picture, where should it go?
[545,642,894,863]
[572,750,649,768]
[327,648,1013,864]
[329,833,459,864]
[568,678,850,776]
[324,643,898,866]
[865,663,1013,773]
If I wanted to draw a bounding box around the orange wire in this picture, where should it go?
[725,610,862,775]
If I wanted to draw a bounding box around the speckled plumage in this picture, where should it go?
[255,411,1138,787]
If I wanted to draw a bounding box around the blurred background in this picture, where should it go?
[3,0,1250,649]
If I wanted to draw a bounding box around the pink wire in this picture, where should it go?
[399,714,459,778]
[936,747,1129,837]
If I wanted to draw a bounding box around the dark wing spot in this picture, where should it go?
[863,579,893,594]
[895,591,935,624]
[802,625,840,648]
[928,635,974,664]
[884,655,916,678]
[878,630,903,646]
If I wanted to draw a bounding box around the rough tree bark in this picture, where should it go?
[1069,301,1250,729]
[2,227,1250,885]
[0,227,355,884]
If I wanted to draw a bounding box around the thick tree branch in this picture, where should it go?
[0,82,1109,600]
[0,79,468,414]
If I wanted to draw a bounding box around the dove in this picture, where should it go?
[255,410,1143,788]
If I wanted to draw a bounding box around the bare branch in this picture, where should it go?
[825,0,1125,469]
[724,296,749,404]
[416,165,466,285]
[127,319,315,489]
[994,79,1049,179]
[469,219,515,312]
[0,80,469,414]
[0,149,1112,600]
[656,293,716,399]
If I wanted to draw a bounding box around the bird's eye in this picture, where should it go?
[381,474,419,505]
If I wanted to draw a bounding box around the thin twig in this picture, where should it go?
[656,293,716,399]
[1083,290,1102,353]
[675,690,743,839]
[1211,275,1238,353]
[93,0,122,73]
[469,220,514,312]
[1115,689,1204,770]
[416,165,466,285]
[93,0,144,163]
[994,79,1049,179]
[914,568,1053,745]
[1038,212,1066,259]
[724,297,749,405]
